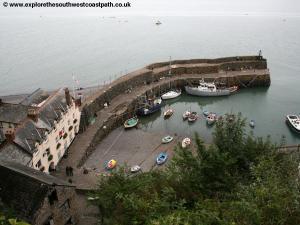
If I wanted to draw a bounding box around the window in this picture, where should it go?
[46,148,50,156]
[57,150,61,159]
[35,160,41,168]
[55,136,59,143]
[64,141,68,150]
[48,190,58,205]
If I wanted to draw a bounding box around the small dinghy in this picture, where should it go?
[206,113,217,125]
[124,117,138,128]
[286,114,300,133]
[249,120,255,128]
[130,165,141,173]
[203,110,210,117]
[182,110,191,120]
[156,152,168,165]
[161,89,181,100]
[106,159,117,170]
[164,108,174,119]
[188,112,198,122]
[162,135,174,144]
[181,137,191,148]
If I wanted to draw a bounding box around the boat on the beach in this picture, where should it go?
[206,113,217,125]
[183,110,191,120]
[182,137,191,148]
[249,119,255,128]
[161,89,181,100]
[203,110,210,117]
[164,108,174,119]
[185,79,238,97]
[130,165,141,173]
[124,117,138,128]
[286,115,300,133]
[137,98,162,116]
[162,135,174,144]
[188,112,198,122]
[156,152,168,165]
[106,159,117,170]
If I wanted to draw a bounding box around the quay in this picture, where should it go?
[53,55,270,189]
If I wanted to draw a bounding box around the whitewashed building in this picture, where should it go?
[0,88,81,173]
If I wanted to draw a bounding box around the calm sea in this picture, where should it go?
[0,15,300,143]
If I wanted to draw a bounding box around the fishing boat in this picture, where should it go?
[106,159,117,170]
[155,20,162,25]
[156,152,168,165]
[124,117,138,128]
[162,135,174,144]
[203,110,210,117]
[249,119,255,128]
[137,98,162,116]
[183,110,191,120]
[286,115,300,133]
[130,165,141,173]
[188,112,198,122]
[206,113,217,125]
[161,89,181,100]
[185,79,238,97]
[164,108,174,119]
[182,137,191,148]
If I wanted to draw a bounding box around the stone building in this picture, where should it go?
[0,88,81,173]
[0,160,78,225]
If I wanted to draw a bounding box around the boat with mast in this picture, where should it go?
[137,97,162,116]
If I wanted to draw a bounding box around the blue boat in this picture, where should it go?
[156,152,168,165]
[203,110,210,117]
[137,98,162,116]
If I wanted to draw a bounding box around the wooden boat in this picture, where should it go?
[206,113,217,125]
[249,120,255,128]
[161,89,181,100]
[286,115,300,133]
[164,108,174,119]
[183,110,191,120]
[130,165,141,173]
[188,112,198,122]
[182,138,191,148]
[137,98,162,116]
[162,135,174,144]
[156,152,168,165]
[124,117,138,128]
[106,159,117,170]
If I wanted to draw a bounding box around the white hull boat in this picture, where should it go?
[164,108,174,118]
[286,115,300,133]
[183,110,191,120]
[182,137,191,148]
[185,80,238,97]
[206,113,217,125]
[161,90,181,100]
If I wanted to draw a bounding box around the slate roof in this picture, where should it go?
[0,103,29,124]
[0,143,32,166]
[20,88,50,106]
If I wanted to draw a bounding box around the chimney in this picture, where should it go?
[65,88,72,106]
[28,107,39,122]
[5,129,15,142]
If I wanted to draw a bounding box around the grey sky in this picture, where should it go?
[1,0,300,16]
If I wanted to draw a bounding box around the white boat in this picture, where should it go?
[181,137,191,148]
[286,115,300,133]
[206,113,217,125]
[185,79,238,97]
[161,90,181,100]
[249,120,255,128]
[164,108,174,118]
[162,135,174,144]
[188,112,198,123]
[130,165,141,173]
[183,110,191,120]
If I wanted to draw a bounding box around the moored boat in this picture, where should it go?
[130,165,141,173]
[124,117,138,128]
[206,113,217,125]
[249,119,255,128]
[106,159,117,170]
[156,152,168,165]
[164,108,174,118]
[203,110,210,117]
[155,20,162,25]
[188,112,198,122]
[161,89,181,100]
[137,98,162,116]
[185,79,238,97]
[181,137,191,148]
[183,110,191,120]
[162,135,174,144]
[286,114,300,133]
